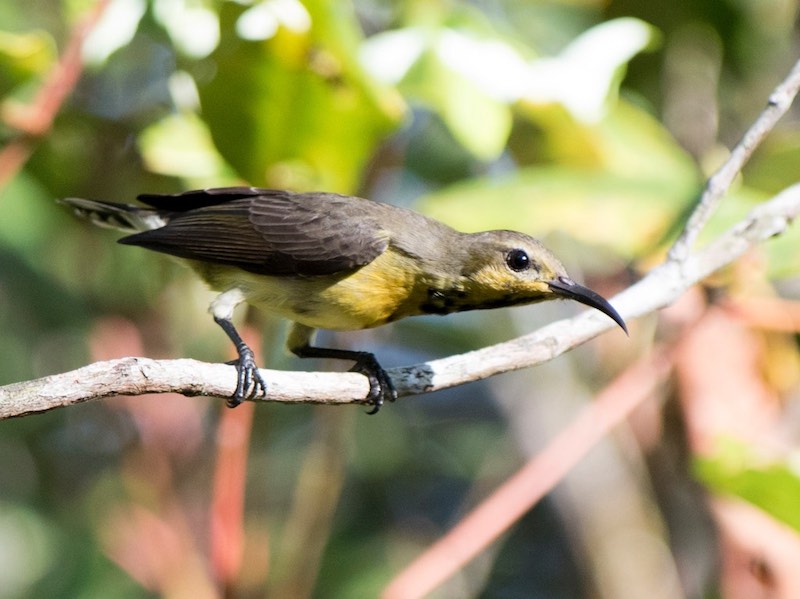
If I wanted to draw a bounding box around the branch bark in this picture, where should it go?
[2,182,799,419]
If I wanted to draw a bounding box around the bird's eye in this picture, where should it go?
[506,248,530,272]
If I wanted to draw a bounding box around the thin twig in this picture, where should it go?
[667,57,800,262]
[2,183,799,419]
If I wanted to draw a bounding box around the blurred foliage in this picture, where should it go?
[2,0,800,598]
[0,30,55,98]
[420,99,700,256]
[200,0,404,191]
[695,439,800,533]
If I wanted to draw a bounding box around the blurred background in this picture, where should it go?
[2,0,800,597]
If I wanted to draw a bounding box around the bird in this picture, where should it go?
[60,187,627,412]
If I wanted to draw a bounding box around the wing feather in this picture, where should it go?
[120,189,389,276]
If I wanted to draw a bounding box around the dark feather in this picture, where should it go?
[121,189,390,276]
[136,187,269,211]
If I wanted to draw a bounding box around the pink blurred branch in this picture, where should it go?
[381,350,672,599]
[210,326,259,593]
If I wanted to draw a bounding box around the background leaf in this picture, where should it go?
[199,0,403,192]
[695,441,800,532]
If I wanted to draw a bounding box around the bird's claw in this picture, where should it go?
[349,354,397,415]
[225,345,267,408]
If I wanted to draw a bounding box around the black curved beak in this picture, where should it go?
[548,276,628,335]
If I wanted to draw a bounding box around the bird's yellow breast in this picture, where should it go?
[190,248,424,331]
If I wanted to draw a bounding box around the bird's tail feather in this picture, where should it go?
[59,198,167,233]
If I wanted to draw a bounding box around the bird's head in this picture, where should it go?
[457,231,628,333]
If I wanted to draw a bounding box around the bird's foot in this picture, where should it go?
[225,344,267,408]
[348,352,397,415]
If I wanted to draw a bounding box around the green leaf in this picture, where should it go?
[0,30,55,96]
[695,440,800,532]
[518,17,659,124]
[198,0,403,192]
[401,43,512,160]
[744,130,800,195]
[697,183,800,279]
[418,100,700,257]
[138,111,238,186]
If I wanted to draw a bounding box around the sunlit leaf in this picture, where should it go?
[0,30,55,96]
[363,25,521,159]
[153,0,219,58]
[520,17,659,123]
[419,100,700,257]
[79,0,146,65]
[138,111,238,186]
[400,41,512,160]
[361,17,656,159]
[744,130,800,195]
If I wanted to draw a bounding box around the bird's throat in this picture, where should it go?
[417,285,548,316]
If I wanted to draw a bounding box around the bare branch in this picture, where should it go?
[0,358,371,419]
[668,57,800,262]
[2,183,799,420]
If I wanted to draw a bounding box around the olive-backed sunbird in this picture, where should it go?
[60,187,627,412]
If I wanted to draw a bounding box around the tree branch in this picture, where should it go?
[667,57,800,262]
[0,358,371,419]
[2,182,799,419]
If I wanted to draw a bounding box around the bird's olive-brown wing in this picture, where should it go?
[120,189,390,276]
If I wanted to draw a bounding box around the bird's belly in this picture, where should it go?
[194,251,421,331]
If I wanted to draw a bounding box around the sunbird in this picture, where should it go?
[60,188,627,412]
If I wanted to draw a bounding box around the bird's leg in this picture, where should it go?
[288,323,397,414]
[293,345,397,413]
[211,288,266,407]
[214,316,268,407]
